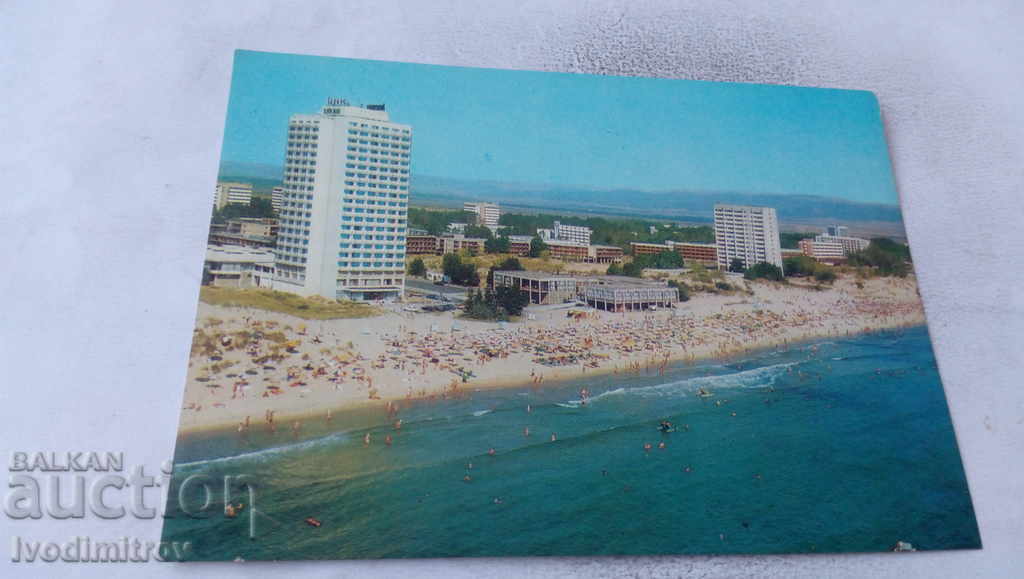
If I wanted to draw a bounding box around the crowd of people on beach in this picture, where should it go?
[182,277,925,434]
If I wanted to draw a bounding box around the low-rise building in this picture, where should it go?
[583,283,678,312]
[203,246,275,288]
[630,240,717,267]
[492,270,578,305]
[798,228,870,263]
[544,239,590,262]
[406,235,439,255]
[590,244,625,264]
[208,218,278,249]
[672,242,717,267]
[405,234,486,256]
[492,270,679,311]
[507,235,533,256]
[630,242,673,256]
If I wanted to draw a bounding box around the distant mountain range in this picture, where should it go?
[218,162,903,224]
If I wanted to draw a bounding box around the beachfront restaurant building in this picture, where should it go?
[492,270,578,305]
[583,283,679,312]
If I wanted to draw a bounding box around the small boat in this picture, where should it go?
[304,517,322,528]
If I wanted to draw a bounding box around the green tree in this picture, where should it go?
[464,224,494,239]
[485,236,511,254]
[783,255,818,277]
[606,263,623,275]
[667,279,691,302]
[847,238,911,277]
[529,236,547,257]
[814,269,837,283]
[743,262,784,281]
[780,232,816,249]
[442,254,480,286]
[494,286,530,317]
[212,197,275,224]
[407,257,426,277]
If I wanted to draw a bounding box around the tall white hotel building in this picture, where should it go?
[274,98,411,301]
[713,204,784,271]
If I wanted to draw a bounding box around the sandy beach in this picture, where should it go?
[176,275,926,433]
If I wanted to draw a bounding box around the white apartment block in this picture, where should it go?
[464,202,501,228]
[798,237,846,261]
[273,98,411,302]
[817,233,869,255]
[271,186,284,214]
[551,221,592,245]
[713,204,783,270]
[214,182,253,210]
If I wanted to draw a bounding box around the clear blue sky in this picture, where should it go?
[222,50,898,205]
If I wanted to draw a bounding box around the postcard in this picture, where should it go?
[162,50,980,560]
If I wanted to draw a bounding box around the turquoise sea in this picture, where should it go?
[162,325,980,559]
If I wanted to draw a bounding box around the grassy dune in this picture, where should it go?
[198,287,380,320]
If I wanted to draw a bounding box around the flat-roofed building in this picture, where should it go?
[672,242,718,267]
[464,202,501,228]
[272,98,411,302]
[552,221,591,245]
[204,246,275,288]
[214,182,253,210]
[798,238,845,263]
[713,204,783,271]
[439,234,485,255]
[590,244,624,263]
[507,235,533,256]
[492,270,578,305]
[583,283,678,312]
[226,217,277,237]
[798,225,870,264]
[631,242,673,256]
[545,239,590,262]
[406,235,439,255]
[818,233,869,255]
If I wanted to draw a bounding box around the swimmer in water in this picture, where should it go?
[463,474,472,483]
[385,434,393,446]
[488,448,496,456]
[643,442,652,452]
[550,433,557,442]
[523,427,530,437]
[658,441,666,449]
[363,432,371,446]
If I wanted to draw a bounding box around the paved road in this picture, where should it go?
[405,278,469,301]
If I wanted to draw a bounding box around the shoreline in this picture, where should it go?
[175,275,928,436]
[178,320,926,444]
